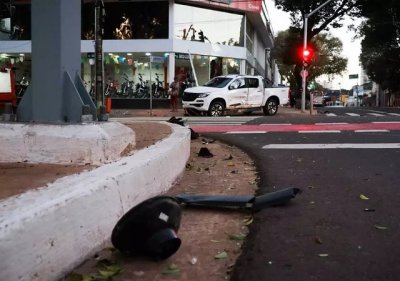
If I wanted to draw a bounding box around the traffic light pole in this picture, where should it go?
[301,0,333,113]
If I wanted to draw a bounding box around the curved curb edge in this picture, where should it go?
[0,122,191,281]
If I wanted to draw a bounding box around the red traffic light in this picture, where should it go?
[303,48,311,58]
[299,47,314,66]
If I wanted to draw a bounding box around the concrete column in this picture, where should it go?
[34,0,80,121]
[17,0,95,123]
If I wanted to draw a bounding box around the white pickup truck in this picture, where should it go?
[182,75,289,116]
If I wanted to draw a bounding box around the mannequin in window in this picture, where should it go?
[115,15,132,39]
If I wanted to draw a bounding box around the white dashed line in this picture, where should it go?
[298,130,341,133]
[354,130,390,133]
[262,143,400,149]
[315,122,348,125]
[225,131,267,134]
[259,123,292,126]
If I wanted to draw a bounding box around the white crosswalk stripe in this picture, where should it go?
[323,111,400,117]
[367,113,386,117]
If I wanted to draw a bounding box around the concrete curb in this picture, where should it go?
[0,122,135,165]
[0,122,191,281]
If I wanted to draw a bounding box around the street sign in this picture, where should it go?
[349,74,358,79]
[150,56,164,63]
[300,70,309,78]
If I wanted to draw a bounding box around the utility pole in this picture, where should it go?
[95,0,105,110]
[301,0,334,112]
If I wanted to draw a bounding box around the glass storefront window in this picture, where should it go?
[0,3,31,40]
[174,4,244,46]
[82,1,168,40]
[175,53,241,87]
[81,52,169,99]
[222,58,240,75]
[245,61,254,75]
[246,18,254,54]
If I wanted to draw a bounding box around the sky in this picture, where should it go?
[267,2,362,90]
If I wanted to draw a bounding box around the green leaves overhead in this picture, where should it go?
[358,0,400,92]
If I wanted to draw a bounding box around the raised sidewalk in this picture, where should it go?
[0,121,191,281]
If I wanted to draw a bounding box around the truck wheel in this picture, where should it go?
[208,101,225,116]
[263,98,279,116]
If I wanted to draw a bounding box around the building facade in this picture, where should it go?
[0,0,280,107]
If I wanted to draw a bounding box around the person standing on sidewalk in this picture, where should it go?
[169,77,179,112]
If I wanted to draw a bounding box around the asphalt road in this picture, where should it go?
[203,110,400,281]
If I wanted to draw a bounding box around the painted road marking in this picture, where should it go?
[262,143,400,149]
[346,113,361,116]
[188,122,243,126]
[326,113,337,116]
[225,131,267,134]
[367,113,386,117]
[315,122,348,125]
[388,113,400,116]
[299,130,341,133]
[355,130,390,133]
[190,122,400,133]
[259,123,292,126]
[372,121,400,124]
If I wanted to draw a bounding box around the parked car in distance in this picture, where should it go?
[345,95,363,107]
[312,94,324,107]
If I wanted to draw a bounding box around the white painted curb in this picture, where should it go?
[0,122,135,165]
[0,122,191,281]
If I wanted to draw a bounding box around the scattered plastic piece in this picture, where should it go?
[374,225,388,230]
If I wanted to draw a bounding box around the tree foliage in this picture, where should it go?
[272,0,358,96]
[273,28,347,91]
[274,0,359,40]
[357,0,400,91]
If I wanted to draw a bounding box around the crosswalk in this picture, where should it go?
[323,111,400,117]
[111,110,400,128]
[191,121,400,134]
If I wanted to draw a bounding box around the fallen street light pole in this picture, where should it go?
[111,187,300,260]
[301,0,334,113]
[175,187,301,212]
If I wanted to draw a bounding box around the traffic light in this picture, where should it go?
[301,47,314,67]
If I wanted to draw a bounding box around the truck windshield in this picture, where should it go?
[203,77,232,88]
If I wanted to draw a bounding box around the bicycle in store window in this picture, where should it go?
[117,73,135,98]
[104,78,118,97]
[134,73,149,98]
[152,73,167,99]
